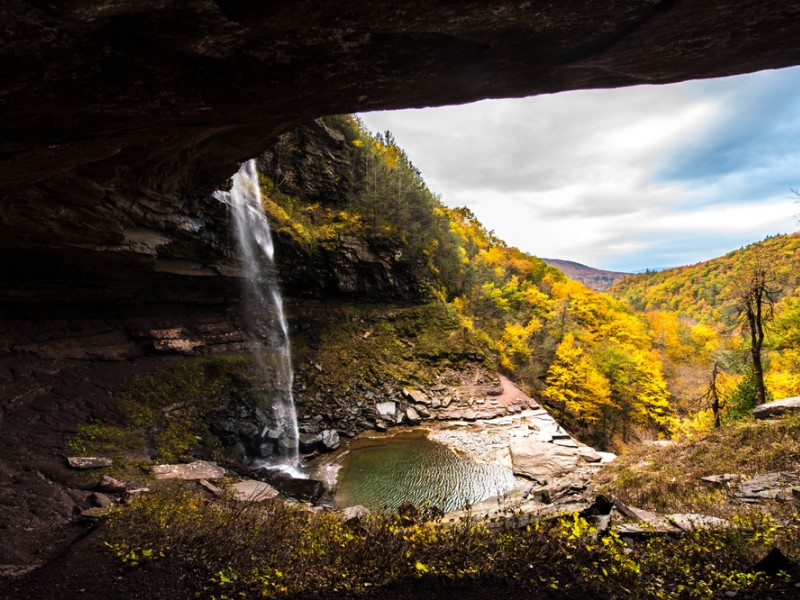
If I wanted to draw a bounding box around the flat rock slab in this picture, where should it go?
[375,401,396,419]
[701,473,742,485]
[666,513,730,530]
[553,438,579,448]
[66,457,113,469]
[151,460,225,480]
[752,397,800,419]
[734,472,800,502]
[613,521,682,536]
[199,479,224,496]
[230,480,279,502]
[509,438,579,481]
[403,388,429,405]
[577,446,602,462]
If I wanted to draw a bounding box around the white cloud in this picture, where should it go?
[359,67,800,272]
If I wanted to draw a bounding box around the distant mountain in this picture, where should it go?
[541,258,630,292]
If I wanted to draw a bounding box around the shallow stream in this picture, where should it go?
[329,428,518,513]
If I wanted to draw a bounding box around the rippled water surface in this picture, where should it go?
[334,429,518,512]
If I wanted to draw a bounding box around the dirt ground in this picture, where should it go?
[0,356,179,593]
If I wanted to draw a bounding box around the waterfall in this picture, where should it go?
[215,159,300,473]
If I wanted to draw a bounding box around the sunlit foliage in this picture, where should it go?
[262,115,678,448]
[611,234,800,428]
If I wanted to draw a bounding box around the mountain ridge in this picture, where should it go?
[540,258,630,292]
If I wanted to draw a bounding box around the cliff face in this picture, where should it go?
[260,119,434,303]
[3,1,800,305]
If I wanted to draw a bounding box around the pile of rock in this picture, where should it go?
[294,373,545,445]
[65,456,149,520]
[719,472,800,503]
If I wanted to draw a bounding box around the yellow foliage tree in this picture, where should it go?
[543,333,612,427]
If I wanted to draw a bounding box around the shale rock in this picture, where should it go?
[299,432,324,452]
[666,513,730,531]
[734,472,800,503]
[405,406,421,425]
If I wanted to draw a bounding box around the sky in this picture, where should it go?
[358,66,800,273]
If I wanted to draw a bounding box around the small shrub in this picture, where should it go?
[105,489,797,599]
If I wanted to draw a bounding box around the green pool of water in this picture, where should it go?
[334,429,518,513]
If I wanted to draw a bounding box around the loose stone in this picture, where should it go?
[66,457,113,470]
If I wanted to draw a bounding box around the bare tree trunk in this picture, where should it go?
[747,296,767,405]
[710,363,722,428]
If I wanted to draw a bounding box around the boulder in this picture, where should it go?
[270,478,325,503]
[749,548,800,578]
[151,460,225,480]
[320,429,341,451]
[96,475,127,493]
[230,480,279,502]
[403,388,430,405]
[341,505,371,524]
[299,432,324,452]
[752,397,800,419]
[509,438,579,481]
[89,492,113,509]
[375,401,396,420]
[66,457,112,470]
[405,406,421,424]
[599,452,618,463]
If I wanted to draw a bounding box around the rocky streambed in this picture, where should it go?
[302,376,616,514]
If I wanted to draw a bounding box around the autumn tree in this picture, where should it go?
[542,333,612,439]
[765,291,800,398]
[728,244,783,405]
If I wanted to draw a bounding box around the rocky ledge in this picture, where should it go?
[4,2,800,304]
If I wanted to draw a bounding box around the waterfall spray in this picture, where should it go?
[215,159,300,472]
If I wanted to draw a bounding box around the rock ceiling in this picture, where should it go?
[2,0,800,301]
